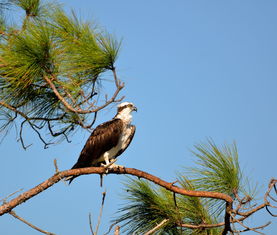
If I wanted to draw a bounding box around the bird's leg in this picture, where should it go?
[101,156,124,171]
[110,161,124,169]
[101,154,117,173]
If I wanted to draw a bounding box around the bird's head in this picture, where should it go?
[116,102,137,123]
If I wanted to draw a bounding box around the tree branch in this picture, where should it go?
[9,210,56,235]
[1,167,274,234]
[0,167,233,217]
[94,191,106,235]
[43,72,124,115]
[88,213,94,235]
[144,219,169,235]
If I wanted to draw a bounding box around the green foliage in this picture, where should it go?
[190,140,241,196]
[0,1,10,33]
[116,178,181,234]
[0,0,121,145]
[187,140,254,216]
[11,0,53,18]
[115,141,252,234]
[177,177,220,235]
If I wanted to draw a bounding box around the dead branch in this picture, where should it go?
[233,178,277,218]
[0,100,69,148]
[0,188,23,203]
[230,213,266,235]
[43,71,124,115]
[145,219,169,235]
[94,191,107,235]
[104,221,118,235]
[114,226,120,235]
[0,67,124,148]
[9,210,56,235]
[53,159,59,173]
[233,222,271,234]
[179,222,225,229]
[88,213,94,235]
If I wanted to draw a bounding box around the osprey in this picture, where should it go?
[67,102,137,184]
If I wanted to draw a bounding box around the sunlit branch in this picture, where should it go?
[0,167,233,216]
[43,71,124,115]
[144,219,169,235]
[0,167,275,234]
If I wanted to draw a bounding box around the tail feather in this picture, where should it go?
[65,175,77,184]
[66,162,83,185]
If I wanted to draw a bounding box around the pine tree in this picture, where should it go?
[114,140,274,234]
[0,0,122,148]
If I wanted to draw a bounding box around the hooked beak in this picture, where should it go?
[133,106,138,112]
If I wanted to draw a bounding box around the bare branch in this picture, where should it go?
[0,66,125,149]
[233,222,271,233]
[266,206,277,217]
[104,222,118,235]
[179,222,225,229]
[19,120,32,150]
[0,188,23,203]
[230,214,266,235]
[145,219,169,235]
[0,167,233,217]
[53,159,59,173]
[43,72,124,115]
[114,226,120,235]
[0,100,64,148]
[88,213,94,235]
[9,211,56,235]
[47,121,72,143]
[94,191,107,235]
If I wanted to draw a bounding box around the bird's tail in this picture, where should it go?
[65,176,76,185]
[65,162,81,185]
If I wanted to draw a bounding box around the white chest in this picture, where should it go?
[95,126,132,164]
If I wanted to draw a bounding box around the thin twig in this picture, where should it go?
[104,222,118,235]
[114,226,120,235]
[19,120,32,150]
[233,222,271,233]
[144,219,169,235]
[179,222,225,229]
[94,191,107,235]
[53,159,59,173]
[9,211,56,235]
[88,213,94,235]
[230,214,265,235]
[0,189,23,203]
[43,72,124,114]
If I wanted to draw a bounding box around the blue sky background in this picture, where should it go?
[0,0,277,234]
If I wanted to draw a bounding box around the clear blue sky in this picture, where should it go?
[1,0,276,234]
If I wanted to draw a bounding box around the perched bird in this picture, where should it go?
[67,102,137,184]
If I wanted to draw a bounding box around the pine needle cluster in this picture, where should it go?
[115,141,253,234]
[0,0,121,147]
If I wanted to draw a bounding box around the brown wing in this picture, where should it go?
[71,118,123,169]
[114,125,136,158]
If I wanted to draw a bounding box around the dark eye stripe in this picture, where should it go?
[118,104,133,112]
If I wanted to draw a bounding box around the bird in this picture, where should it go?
[67,102,137,184]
